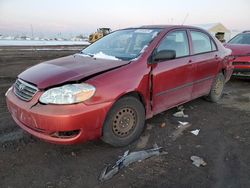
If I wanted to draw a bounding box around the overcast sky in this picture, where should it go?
[0,0,250,37]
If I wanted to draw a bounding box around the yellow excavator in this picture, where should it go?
[89,28,111,43]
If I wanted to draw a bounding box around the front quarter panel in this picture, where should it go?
[84,60,151,113]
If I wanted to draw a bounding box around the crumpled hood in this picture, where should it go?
[18,54,130,89]
[224,44,250,56]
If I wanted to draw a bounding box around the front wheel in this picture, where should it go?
[206,73,225,102]
[102,96,145,147]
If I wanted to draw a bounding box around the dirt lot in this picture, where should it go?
[0,47,249,188]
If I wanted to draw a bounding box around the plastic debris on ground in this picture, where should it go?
[171,121,191,141]
[177,105,185,111]
[178,121,189,126]
[99,144,167,182]
[190,129,200,136]
[136,134,150,149]
[173,107,189,118]
[190,156,207,167]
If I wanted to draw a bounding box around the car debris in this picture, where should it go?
[136,134,150,149]
[190,129,200,136]
[177,105,185,111]
[99,144,166,182]
[190,156,207,167]
[173,110,189,118]
[178,121,189,126]
[171,122,191,141]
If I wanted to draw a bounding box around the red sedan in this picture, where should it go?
[225,31,250,77]
[6,25,233,146]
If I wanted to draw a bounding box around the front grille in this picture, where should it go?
[233,62,250,66]
[14,79,38,101]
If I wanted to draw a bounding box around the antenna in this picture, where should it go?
[181,13,189,25]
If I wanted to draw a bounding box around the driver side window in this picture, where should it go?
[157,30,190,58]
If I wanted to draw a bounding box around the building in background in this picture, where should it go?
[195,23,231,42]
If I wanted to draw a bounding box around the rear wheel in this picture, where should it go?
[102,96,145,147]
[206,73,225,102]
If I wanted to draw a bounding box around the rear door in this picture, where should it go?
[151,30,194,115]
[188,30,220,99]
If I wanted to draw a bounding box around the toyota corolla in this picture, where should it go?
[6,25,233,146]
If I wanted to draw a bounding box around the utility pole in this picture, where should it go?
[30,24,36,51]
[30,24,34,39]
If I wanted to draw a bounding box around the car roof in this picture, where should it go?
[124,25,208,32]
[242,30,250,33]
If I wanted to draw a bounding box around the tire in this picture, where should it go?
[102,96,145,147]
[206,73,225,103]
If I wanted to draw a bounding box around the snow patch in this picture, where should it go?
[135,29,153,34]
[93,52,120,61]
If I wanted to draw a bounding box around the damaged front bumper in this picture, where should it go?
[232,56,250,77]
[6,87,112,144]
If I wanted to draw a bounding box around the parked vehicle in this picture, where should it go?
[6,25,233,147]
[225,31,250,77]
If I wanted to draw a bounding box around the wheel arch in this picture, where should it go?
[101,91,147,146]
[117,91,147,112]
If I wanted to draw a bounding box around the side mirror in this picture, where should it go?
[152,50,176,62]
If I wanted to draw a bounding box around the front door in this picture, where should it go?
[151,30,194,115]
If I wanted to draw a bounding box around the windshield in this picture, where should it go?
[228,33,250,45]
[81,28,162,61]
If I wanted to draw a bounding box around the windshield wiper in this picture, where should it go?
[79,51,94,57]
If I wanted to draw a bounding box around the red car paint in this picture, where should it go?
[225,44,250,56]
[6,25,233,145]
[225,32,250,75]
[224,44,250,74]
[18,55,130,89]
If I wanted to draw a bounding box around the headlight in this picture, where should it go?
[39,83,95,104]
[5,86,13,96]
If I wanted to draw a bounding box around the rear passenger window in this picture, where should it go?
[157,31,189,58]
[191,31,214,54]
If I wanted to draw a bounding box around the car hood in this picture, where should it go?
[18,54,130,89]
[224,44,250,56]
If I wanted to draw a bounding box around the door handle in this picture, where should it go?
[188,60,194,67]
[215,54,219,60]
